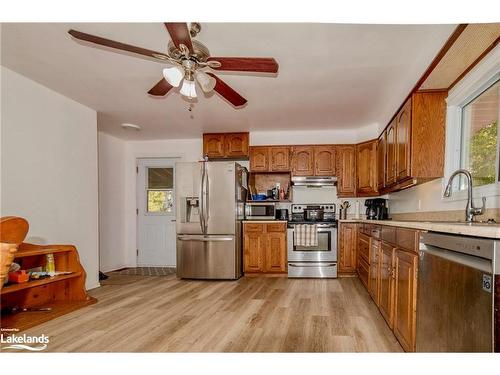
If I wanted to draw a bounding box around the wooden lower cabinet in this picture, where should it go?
[243,228,265,272]
[355,224,419,352]
[379,241,395,329]
[369,239,381,305]
[338,223,357,274]
[393,249,418,352]
[265,231,287,272]
[357,232,370,264]
[243,222,287,273]
[357,256,370,289]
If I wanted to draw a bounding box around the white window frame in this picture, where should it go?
[443,44,500,202]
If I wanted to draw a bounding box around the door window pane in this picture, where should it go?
[147,167,174,213]
[148,190,173,213]
[460,79,499,188]
[148,168,173,189]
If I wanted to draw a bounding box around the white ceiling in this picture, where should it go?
[1,23,456,140]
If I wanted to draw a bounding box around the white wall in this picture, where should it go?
[388,178,500,214]
[98,132,126,272]
[251,124,379,146]
[1,67,99,289]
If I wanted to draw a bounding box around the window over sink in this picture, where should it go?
[444,44,500,200]
[459,79,499,189]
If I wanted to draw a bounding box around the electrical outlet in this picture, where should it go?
[417,199,422,211]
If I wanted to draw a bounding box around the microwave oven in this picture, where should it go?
[245,202,276,220]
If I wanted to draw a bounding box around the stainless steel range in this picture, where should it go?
[287,203,337,278]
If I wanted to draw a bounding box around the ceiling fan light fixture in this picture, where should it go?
[195,70,217,93]
[180,79,197,99]
[162,66,184,87]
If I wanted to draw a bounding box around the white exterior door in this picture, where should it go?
[137,158,178,266]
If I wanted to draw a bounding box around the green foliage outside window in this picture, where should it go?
[469,121,497,186]
[147,190,173,212]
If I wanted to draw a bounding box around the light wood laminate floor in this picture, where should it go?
[11,275,402,352]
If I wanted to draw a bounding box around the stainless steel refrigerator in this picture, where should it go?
[175,161,247,279]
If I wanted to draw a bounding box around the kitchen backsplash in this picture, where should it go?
[289,186,387,219]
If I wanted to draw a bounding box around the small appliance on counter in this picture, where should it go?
[365,198,389,220]
[275,208,289,221]
[245,201,276,220]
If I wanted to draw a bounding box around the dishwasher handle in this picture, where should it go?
[419,244,492,274]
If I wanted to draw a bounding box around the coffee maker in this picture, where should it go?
[365,198,389,220]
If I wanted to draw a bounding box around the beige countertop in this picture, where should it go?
[338,219,500,239]
[242,220,288,223]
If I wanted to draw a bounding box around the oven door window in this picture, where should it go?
[293,231,331,251]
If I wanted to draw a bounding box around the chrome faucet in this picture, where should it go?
[443,169,486,223]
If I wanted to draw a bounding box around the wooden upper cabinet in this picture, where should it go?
[249,146,269,172]
[356,140,378,196]
[314,146,336,176]
[225,133,249,158]
[393,249,418,352]
[396,98,412,182]
[203,132,249,160]
[377,133,386,191]
[203,133,225,159]
[337,145,356,197]
[386,118,397,186]
[291,146,314,176]
[269,146,291,172]
[338,223,357,274]
[410,91,447,179]
[377,90,446,193]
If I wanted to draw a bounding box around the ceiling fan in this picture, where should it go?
[68,23,279,107]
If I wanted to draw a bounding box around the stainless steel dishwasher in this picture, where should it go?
[417,232,499,352]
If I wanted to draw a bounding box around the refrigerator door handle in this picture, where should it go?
[177,235,234,242]
[204,164,209,228]
[199,162,206,234]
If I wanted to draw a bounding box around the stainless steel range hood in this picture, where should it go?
[291,176,337,187]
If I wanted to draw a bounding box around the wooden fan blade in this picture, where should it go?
[68,29,167,60]
[148,78,174,96]
[206,73,247,107]
[164,23,194,53]
[206,57,279,73]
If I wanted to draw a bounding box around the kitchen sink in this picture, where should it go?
[396,220,498,226]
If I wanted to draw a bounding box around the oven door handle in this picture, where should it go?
[289,263,337,267]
